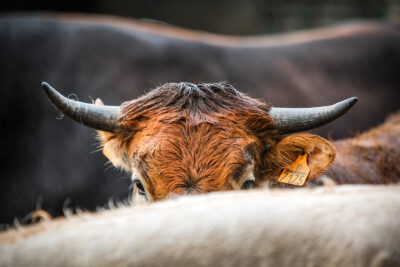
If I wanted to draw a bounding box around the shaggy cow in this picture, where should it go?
[43,81,356,202]
[1,185,399,267]
[1,13,399,223]
[327,110,400,184]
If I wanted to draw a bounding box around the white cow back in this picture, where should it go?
[1,185,399,267]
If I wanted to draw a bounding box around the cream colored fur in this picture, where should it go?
[1,185,399,267]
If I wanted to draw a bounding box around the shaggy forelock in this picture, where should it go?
[119,82,271,124]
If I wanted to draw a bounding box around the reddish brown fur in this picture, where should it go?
[99,82,335,200]
[328,111,400,184]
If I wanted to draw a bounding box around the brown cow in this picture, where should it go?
[2,13,399,223]
[43,81,356,202]
[327,111,400,184]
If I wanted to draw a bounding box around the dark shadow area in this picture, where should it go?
[1,0,399,34]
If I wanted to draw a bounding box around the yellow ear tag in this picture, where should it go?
[278,154,310,186]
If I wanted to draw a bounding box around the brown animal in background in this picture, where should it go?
[43,81,356,202]
[328,111,400,184]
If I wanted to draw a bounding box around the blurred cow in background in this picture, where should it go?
[0,13,399,224]
[328,111,400,184]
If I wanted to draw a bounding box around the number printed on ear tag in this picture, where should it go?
[278,154,310,186]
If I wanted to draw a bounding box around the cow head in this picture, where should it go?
[43,82,357,202]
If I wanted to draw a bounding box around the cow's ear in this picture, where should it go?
[95,99,131,171]
[265,133,336,181]
[96,130,129,171]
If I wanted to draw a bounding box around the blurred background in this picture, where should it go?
[2,0,400,34]
[0,0,399,228]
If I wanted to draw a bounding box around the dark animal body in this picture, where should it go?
[0,13,399,224]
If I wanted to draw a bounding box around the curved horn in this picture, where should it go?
[42,82,120,132]
[270,97,358,134]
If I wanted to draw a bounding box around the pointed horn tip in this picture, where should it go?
[341,96,358,110]
[347,96,358,105]
[41,81,57,98]
[41,81,51,91]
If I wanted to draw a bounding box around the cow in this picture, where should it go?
[327,110,400,184]
[43,81,358,201]
[1,13,399,223]
[1,184,400,266]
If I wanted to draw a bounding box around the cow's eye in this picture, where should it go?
[133,179,146,195]
[241,180,256,190]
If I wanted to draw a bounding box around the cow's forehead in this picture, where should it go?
[118,82,277,158]
[113,82,278,199]
[128,109,260,154]
[130,121,257,200]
